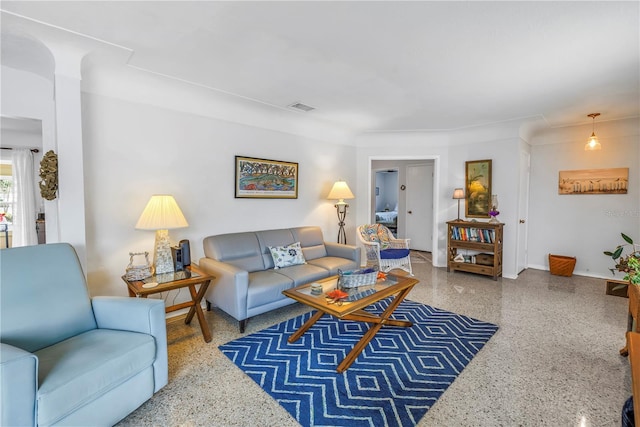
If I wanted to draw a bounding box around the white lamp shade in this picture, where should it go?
[135,195,189,230]
[452,188,465,199]
[327,181,355,201]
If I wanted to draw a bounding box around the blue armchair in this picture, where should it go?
[0,243,168,426]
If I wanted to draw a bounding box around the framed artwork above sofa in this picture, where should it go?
[235,156,298,199]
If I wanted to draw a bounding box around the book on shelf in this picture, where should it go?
[450,226,495,243]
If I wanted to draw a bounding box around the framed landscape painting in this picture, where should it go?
[465,159,492,218]
[558,167,628,195]
[235,156,298,199]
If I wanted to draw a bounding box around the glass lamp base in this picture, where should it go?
[153,229,174,274]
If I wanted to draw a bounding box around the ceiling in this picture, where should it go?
[1,1,639,134]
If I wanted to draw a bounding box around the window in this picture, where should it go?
[0,161,13,248]
[0,161,13,225]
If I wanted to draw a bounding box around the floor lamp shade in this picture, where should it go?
[327,180,355,202]
[327,181,355,244]
[136,195,188,274]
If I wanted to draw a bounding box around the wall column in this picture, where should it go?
[51,46,88,273]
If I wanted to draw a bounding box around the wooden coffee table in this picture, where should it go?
[282,274,418,373]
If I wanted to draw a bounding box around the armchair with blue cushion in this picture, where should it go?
[0,243,168,426]
[357,224,413,275]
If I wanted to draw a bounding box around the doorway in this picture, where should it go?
[370,159,436,257]
[406,163,433,251]
[374,170,398,234]
[0,117,44,248]
[516,150,530,274]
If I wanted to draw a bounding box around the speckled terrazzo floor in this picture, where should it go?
[117,255,631,427]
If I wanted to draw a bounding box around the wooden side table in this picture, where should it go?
[122,264,213,342]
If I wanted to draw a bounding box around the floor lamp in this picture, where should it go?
[452,188,465,220]
[136,195,189,275]
[327,180,355,244]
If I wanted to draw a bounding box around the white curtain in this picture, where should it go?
[11,148,37,247]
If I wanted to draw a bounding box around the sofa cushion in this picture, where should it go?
[380,248,411,259]
[256,229,296,269]
[1,243,98,353]
[307,256,359,276]
[203,232,265,273]
[275,263,330,286]
[291,226,328,260]
[247,270,294,308]
[269,242,306,269]
[35,329,155,426]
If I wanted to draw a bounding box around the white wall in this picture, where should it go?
[528,117,640,279]
[356,118,640,280]
[355,122,522,278]
[81,92,356,297]
[5,34,638,293]
[446,138,520,278]
[1,127,42,150]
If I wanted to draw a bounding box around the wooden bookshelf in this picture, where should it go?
[447,220,503,280]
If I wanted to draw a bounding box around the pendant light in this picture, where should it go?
[585,113,601,151]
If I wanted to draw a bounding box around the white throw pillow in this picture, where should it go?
[269,242,306,269]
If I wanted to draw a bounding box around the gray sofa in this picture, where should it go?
[199,226,361,332]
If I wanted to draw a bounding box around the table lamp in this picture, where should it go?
[452,188,465,220]
[327,180,355,244]
[135,195,188,275]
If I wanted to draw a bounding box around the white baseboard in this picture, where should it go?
[525,264,612,280]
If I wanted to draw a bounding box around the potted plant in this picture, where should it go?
[604,233,640,285]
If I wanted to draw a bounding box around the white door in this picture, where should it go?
[406,163,433,251]
[516,151,530,274]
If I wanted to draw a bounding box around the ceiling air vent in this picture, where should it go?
[288,102,315,112]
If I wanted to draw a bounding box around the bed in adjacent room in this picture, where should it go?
[375,210,398,233]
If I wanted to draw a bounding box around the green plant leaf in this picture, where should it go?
[622,233,634,245]
[613,247,624,259]
[604,251,614,256]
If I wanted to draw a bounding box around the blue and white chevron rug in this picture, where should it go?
[219,299,498,427]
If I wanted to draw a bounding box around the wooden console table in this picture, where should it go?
[621,283,640,357]
[627,331,640,425]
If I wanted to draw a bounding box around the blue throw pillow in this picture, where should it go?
[269,242,306,269]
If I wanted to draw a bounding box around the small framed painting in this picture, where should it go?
[235,156,299,199]
[465,159,492,218]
